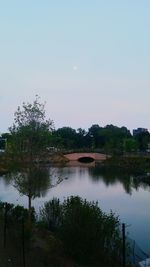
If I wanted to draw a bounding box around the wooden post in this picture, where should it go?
[22,218,26,267]
[122,223,126,267]
[3,203,8,248]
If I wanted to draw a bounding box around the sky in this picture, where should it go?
[0,0,150,133]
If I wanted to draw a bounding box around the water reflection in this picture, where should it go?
[65,160,95,168]
[88,167,132,194]
[0,163,150,252]
[1,163,150,201]
[88,164,150,195]
[4,166,51,219]
[1,164,150,201]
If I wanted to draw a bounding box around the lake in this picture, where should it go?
[0,162,150,254]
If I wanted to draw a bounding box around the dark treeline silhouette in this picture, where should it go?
[42,124,150,153]
[1,123,150,154]
[0,96,149,155]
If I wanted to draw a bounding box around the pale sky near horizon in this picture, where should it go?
[0,0,150,133]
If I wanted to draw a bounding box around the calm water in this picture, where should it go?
[0,163,150,253]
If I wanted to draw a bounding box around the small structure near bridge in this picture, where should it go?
[64,153,108,163]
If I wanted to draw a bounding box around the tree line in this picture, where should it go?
[50,124,150,153]
[1,124,150,155]
[0,96,150,155]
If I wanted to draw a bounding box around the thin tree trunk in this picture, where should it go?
[28,194,32,224]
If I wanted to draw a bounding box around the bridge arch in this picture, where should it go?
[64,153,108,162]
[78,156,95,163]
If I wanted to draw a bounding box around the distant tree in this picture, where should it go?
[9,95,54,161]
[134,131,150,151]
[88,124,131,152]
[88,124,102,148]
[0,133,12,150]
[53,127,77,149]
[76,128,90,149]
[123,138,138,152]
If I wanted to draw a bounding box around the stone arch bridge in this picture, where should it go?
[64,152,108,162]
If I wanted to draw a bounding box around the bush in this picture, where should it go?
[39,198,62,231]
[39,196,122,266]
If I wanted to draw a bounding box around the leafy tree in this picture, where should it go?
[0,137,6,150]
[76,128,90,149]
[0,133,11,150]
[9,95,54,161]
[123,138,138,152]
[88,124,131,152]
[53,127,77,149]
[88,124,102,148]
[8,96,55,222]
[134,131,150,151]
[103,125,131,153]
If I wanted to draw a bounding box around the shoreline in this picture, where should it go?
[1,152,150,174]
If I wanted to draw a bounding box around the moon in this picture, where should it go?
[73,65,78,71]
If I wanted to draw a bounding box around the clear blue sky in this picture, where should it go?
[0,0,150,133]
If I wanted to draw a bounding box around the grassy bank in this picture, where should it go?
[0,152,68,173]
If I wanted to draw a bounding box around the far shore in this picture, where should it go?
[1,152,150,176]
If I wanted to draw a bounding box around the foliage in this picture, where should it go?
[52,127,78,149]
[0,201,34,223]
[9,95,54,160]
[40,198,62,231]
[49,124,150,154]
[0,198,131,266]
[134,131,150,151]
[39,196,122,266]
[50,124,135,153]
[123,138,138,152]
[4,109,150,154]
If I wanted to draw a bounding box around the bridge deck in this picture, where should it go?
[64,152,108,161]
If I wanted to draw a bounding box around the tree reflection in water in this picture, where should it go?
[2,163,150,212]
[6,165,63,221]
[88,165,150,195]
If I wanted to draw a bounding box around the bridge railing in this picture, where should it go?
[61,148,107,154]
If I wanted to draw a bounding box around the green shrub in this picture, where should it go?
[39,198,62,231]
[39,196,122,266]
[60,196,122,265]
